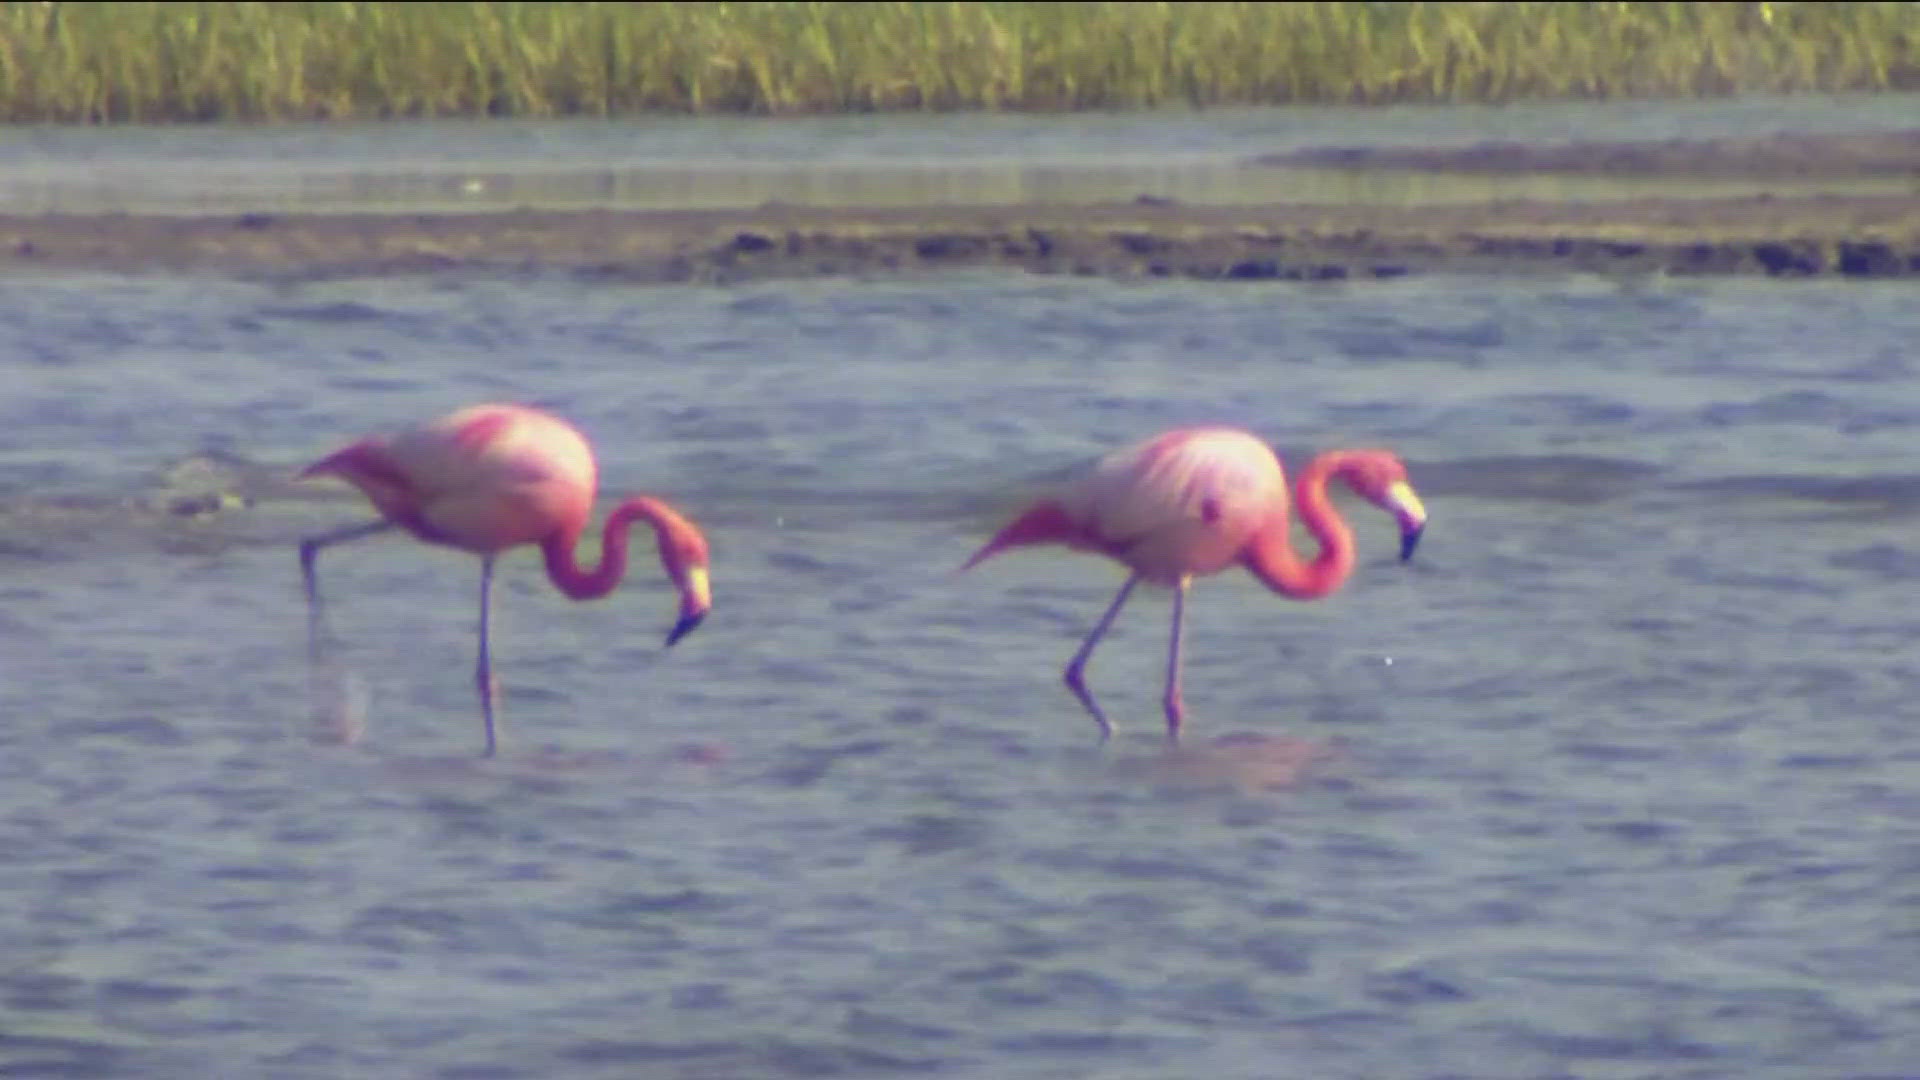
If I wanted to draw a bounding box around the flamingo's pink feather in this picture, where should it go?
[302,404,596,554]
[966,427,1288,585]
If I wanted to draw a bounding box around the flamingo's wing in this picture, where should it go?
[1074,429,1286,578]
[388,408,584,550]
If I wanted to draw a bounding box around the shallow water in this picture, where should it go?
[5,92,1919,214]
[4,263,1920,1078]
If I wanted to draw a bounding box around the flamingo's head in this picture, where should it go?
[1340,451,1427,561]
[658,513,713,647]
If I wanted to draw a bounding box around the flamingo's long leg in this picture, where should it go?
[299,520,394,663]
[1063,573,1141,742]
[475,555,501,757]
[1163,576,1191,743]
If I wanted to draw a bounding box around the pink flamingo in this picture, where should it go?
[963,427,1426,743]
[298,403,713,756]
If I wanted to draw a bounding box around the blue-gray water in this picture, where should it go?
[6,99,1920,1079]
[5,269,1919,1079]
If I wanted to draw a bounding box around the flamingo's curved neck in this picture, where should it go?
[1242,453,1358,600]
[541,499,665,601]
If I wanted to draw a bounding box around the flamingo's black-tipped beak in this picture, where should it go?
[1386,480,1427,562]
[665,609,706,647]
[1400,523,1424,562]
[665,566,711,647]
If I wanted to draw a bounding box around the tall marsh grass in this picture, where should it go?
[2,1,1917,122]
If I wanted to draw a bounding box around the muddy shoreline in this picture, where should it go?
[6,130,1920,283]
[3,194,1916,283]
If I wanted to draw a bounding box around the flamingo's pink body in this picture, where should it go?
[963,426,1426,742]
[298,403,712,756]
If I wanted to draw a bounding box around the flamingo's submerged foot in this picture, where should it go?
[668,742,729,766]
[1121,731,1335,790]
[308,661,369,746]
[476,670,504,757]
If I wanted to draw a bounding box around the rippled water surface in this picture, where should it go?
[5,261,1920,1076]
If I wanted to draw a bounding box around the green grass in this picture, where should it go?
[2,1,1917,123]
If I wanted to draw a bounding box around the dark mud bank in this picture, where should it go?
[1254,129,1920,178]
[4,195,1918,283]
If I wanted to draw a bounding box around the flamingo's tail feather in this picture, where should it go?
[962,500,1084,571]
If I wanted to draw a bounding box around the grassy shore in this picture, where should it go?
[2,1,1917,122]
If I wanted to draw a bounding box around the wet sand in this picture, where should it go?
[4,132,1919,282]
